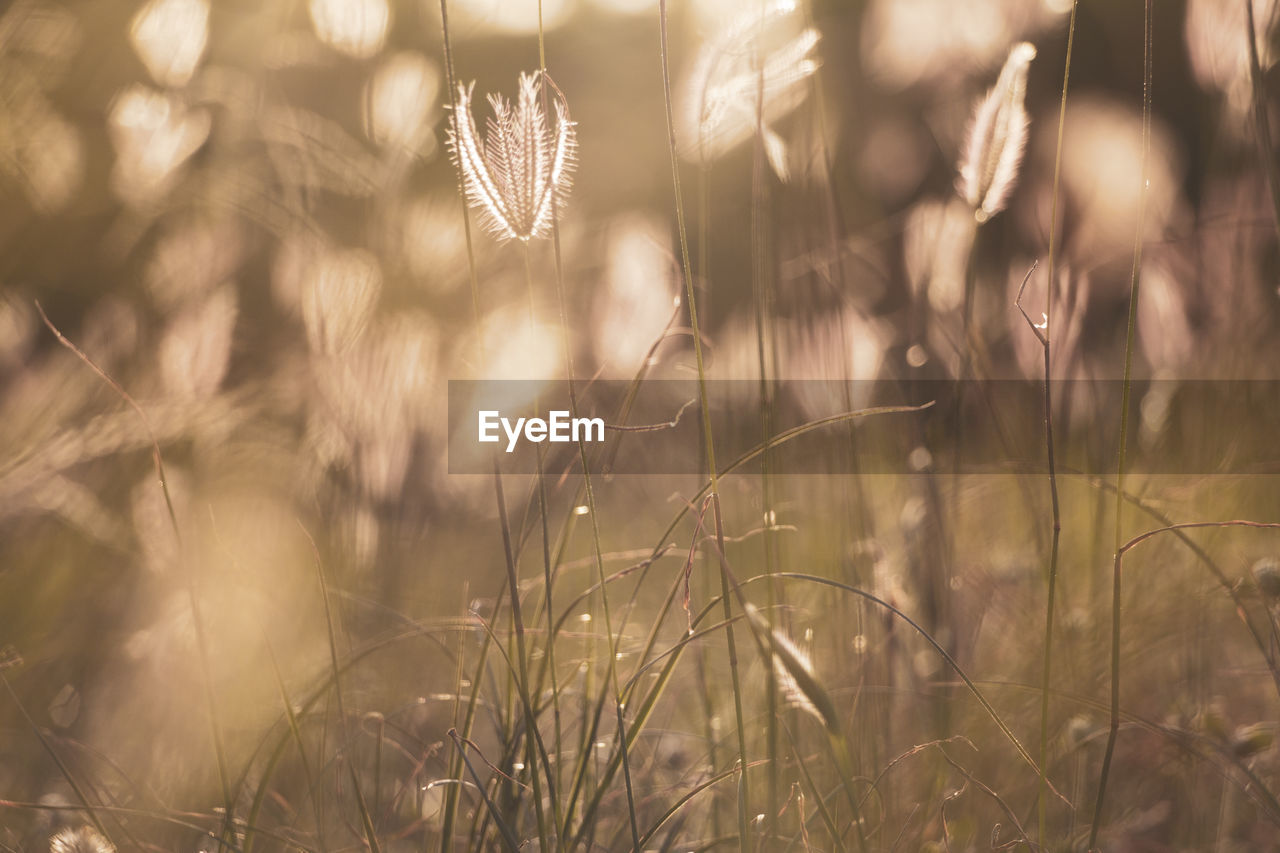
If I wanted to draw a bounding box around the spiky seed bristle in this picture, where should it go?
[958,42,1037,223]
[447,72,577,243]
[50,827,115,853]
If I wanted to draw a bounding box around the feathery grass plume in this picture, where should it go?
[49,826,115,853]
[447,71,577,242]
[1232,723,1275,758]
[958,41,1036,223]
[678,0,820,181]
[743,604,838,732]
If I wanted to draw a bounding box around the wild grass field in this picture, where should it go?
[2,0,1280,850]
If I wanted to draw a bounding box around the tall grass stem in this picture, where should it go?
[1093,3,1153,844]
[657,2,752,850]
[1036,4,1077,845]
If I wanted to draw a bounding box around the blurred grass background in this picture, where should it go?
[2,0,1280,850]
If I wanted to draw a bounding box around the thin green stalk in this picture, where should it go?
[435,2,543,848]
[635,764,744,850]
[256,635,324,853]
[467,595,564,846]
[1245,0,1280,241]
[515,246,555,853]
[782,722,843,847]
[450,729,522,852]
[440,581,468,851]
[799,0,881,775]
[491,455,553,852]
[530,463,563,820]
[570,603,738,849]
[1095,520,1280,851]
[545,234,639,850]
[303,528,382,853]
[535,6,642,849]
[772,573,1061,805]
[34,304,234,845]
[564,405,932,850]
[750,31,782,845]
[695,161,724,847]
[1093,3,1153,846]
[440,623,495,852]
[0,672,116,845]
[657,2,751,851]
[1037,4,1077,846]
[695,525,873,853]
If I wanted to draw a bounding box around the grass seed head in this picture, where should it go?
[50,827,115,853]
[678,0,820,179]
[447,71,577,243]
[744,604,839,732]
[958,41,1036,223]
[1232,723,1275,758]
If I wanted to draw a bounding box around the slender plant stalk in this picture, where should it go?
[522,37,563,807]
[1245,0,1280,241]
[565,405,932,849]
[657,2,752,850]
[749,30,783,846]
[34,304,234,845]
[708,546,869,853]
[694,161,725,844]
[772,572,1062,801]
[1096,520,1280,853]
[544,209,640,852]
[490,442,556,851]
[302,528,383,853]
[449,729,523,852]
[1069,467,1280,698]
[527,440,564,836]
[533,5,641,848]
[799,0,884,788]
[436,3,531,849]
[1092,1,1152,847]
[513,247,554,853]
[0,672,117,845]
[259,634,325,853]
[1035,4,1077,846]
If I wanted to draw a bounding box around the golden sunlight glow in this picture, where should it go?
[396,195,468,290]
[448,0,574,36]
[366,51,441,151]
[301,246,383,355]
[130,0,209,87]
[11,108,82,214]
[309,0,389,59]
[584,0,650,15]
[158,283,238,399]
[107,85,210,206]
[480,306,559,382]
[1185,0,1277,116]
[592,213,676,374]
[1038,97,1183,260]
[862,0,1064,89]
[676,0,820,176]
